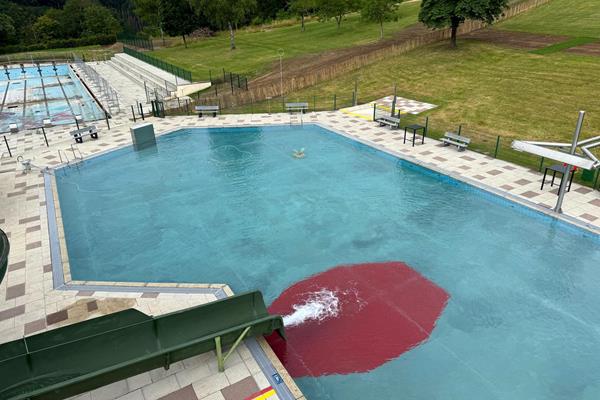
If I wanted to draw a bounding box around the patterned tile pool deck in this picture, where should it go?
[0,111,599,400]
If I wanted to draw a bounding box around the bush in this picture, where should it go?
[0,34,116,55]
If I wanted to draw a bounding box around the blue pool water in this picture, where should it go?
[0,64,102,132]
[56,125,600,399]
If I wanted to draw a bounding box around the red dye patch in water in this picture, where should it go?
[266,262,449,377]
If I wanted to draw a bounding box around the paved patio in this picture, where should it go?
[1,108,599,399]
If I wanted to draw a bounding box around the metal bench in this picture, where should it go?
[375,115,401,129]
[70,126,98,144]
[195,105,220,117]
[285,102,309,113]
[441,132,470,151]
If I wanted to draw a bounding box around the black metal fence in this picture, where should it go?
[119,36,154,51]
[205,69,249,96]
[123,46,193,82]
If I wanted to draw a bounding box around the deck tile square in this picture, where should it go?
[580,213,598,222]
[18,215,40,224]
[46,310,68,325]
[221,376,259,400]
[503,165,517,170]
[26,241,42,250]
[142,292,160,298]
[514,179,532,186]
[460,155,476,161]
[589,198,600,207]
[77,291,95,297]
[573,187,593,195]
[0,305,25,322]
[500,184,514,191]
[473,175,486,180]
[8,261,26,272]
[24,318,47,335]
[6,283,26,300]
[487,169,503,176]
[521,191,540,199]
[25,225,41,233]
[159,385,198,400]
[43,264,53,273]
[87,301,99,312]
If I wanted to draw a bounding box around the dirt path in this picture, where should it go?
[567,42,600,56]
[465,28,570,50]
[249,24,432,88]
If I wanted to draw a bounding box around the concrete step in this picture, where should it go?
[109,57,172,94]
[114,53,189,87]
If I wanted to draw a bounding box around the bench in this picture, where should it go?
[375,115,401,130]
[285,102,309,113]
[195,105,220,117]
[70,126,98,144]
[0,291,285,400]
[441,132,470,151]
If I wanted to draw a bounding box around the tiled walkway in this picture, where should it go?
[1,109,599,400]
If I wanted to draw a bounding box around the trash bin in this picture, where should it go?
[581,168,596,182]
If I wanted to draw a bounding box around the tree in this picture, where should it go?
[192,0,256,50]
[0,13,16,44]
[132,0,162,38]
[32,14,61,41]
[361,0,401,39]
[61,0,93,38]
[289,0,316,32]
[159,0,198,48]
[317,0,357,29]
[419,0,509,48]
[83,4,121,36]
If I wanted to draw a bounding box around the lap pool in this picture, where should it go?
[0,64,103,132]
[54,125,600,399]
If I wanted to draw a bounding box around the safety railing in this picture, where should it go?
[0,228,9,285]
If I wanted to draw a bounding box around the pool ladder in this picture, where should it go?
[58,145,83,167]
[289,112,303,126]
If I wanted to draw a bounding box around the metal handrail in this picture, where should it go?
[0,227,9,285]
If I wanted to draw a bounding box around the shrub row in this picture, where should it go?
[0,35,116,55]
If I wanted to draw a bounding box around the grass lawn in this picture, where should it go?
[150,1,421,81]
[498,0,600,38]
[270,40,600,153]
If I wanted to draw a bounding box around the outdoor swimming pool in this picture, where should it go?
[55,125,600,399]
[0,64,103,132]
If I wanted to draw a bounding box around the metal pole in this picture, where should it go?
[278,49,284,97]
[554,111,585,213]
[3,135,12,157]
[391,83,397,116]
[494,136,500,158]
[131,105,137,122]
[105,112,111,130]
[41,126,49,147]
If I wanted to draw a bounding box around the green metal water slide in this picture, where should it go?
[0,291,285,400]
[0,228,8,285]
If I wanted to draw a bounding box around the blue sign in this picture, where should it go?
[272,373,283,384]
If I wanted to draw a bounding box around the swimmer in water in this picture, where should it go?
[293,148,305,159]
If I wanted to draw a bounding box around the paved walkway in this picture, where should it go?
[1,110,599,400]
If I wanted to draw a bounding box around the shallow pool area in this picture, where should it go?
[55,124,600,400]
[0,64,103,132]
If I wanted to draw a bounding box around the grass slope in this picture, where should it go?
[150,2,421,81]
[498,0,600,38]
[284,41,600,144]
